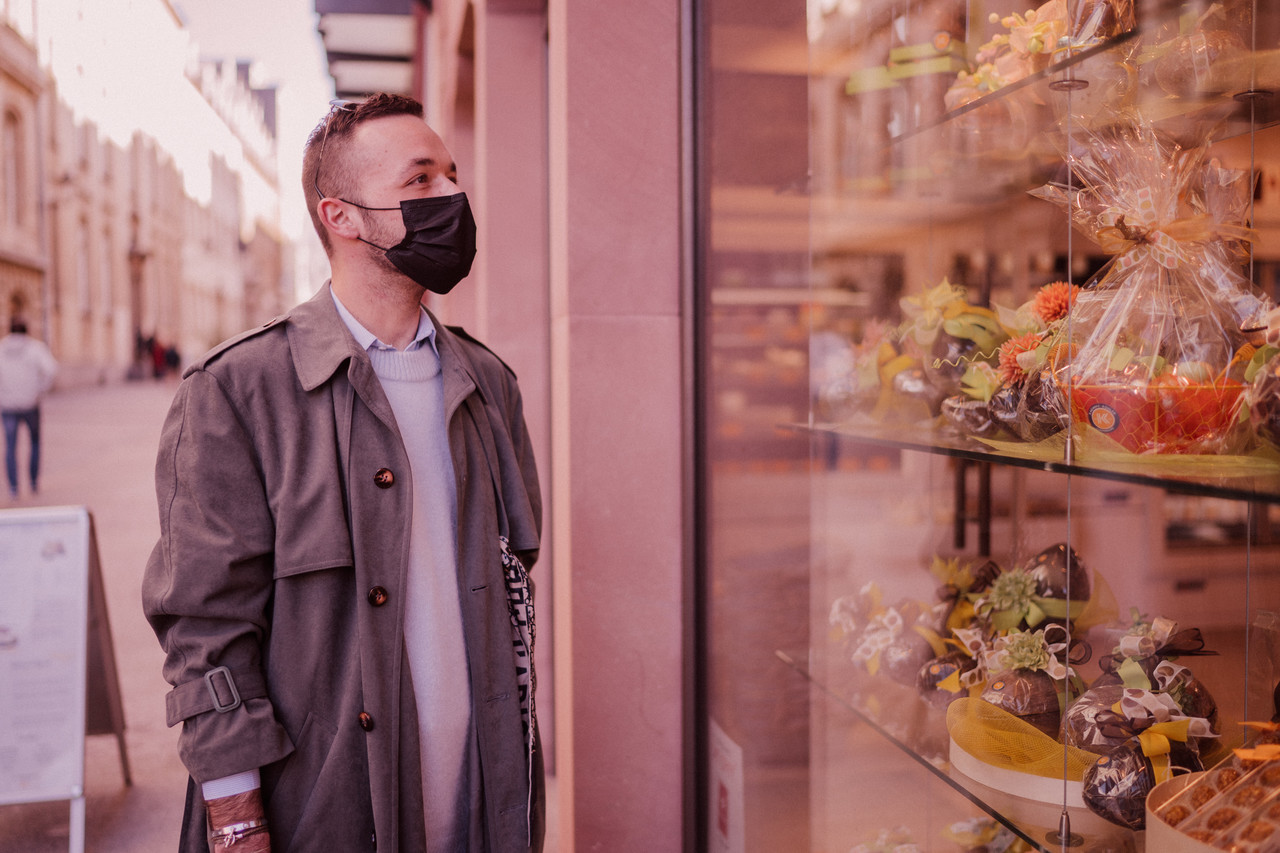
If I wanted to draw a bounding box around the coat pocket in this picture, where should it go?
[263,712,375,852]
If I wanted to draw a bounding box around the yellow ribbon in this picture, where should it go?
[985,595,1084,632]
[1117,657,1151,691]
[945,599,977,634]
[1135,719,1191,783]
[913,624,951,659]
[1096,211,1258,272]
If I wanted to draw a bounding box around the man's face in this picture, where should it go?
[345,114,462,251]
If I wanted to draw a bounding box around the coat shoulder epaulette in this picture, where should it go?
[444,324,517,379]
[186,315,287,374]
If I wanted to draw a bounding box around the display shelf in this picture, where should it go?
[902,32,1280,145]
[891,29,1140,142]
[806,420,1280,505]
[775,648,1132,853]
[879,2,1280,201]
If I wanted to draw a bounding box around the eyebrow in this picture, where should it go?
[399,157,458,178]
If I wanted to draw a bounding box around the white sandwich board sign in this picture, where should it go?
[0,506,130,853]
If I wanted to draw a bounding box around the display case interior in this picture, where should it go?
[801,0,1280,850]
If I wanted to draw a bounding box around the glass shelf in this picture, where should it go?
[805,420,1280,504]
[863,2,1280,202]
[775,648,1139,853]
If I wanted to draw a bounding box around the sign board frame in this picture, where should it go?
[0,506,131,852]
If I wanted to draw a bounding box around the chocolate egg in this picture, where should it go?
[1062,684,1130,755]
[988,372,1065,442]
[926,331,980,399]
[891,366,946,416]
[981,668,1062,738]
[916,650,976,708]
[1083,737,1203,830]
[1023,543,1091,627]
[940,395,1006,439]
[880,633,939,687]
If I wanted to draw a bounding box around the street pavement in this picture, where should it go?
[0,378,188,853]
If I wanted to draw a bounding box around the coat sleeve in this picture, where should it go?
[141,368,294,783]
[500,368,542,570]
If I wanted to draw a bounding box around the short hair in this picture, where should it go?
[302,93,425,254]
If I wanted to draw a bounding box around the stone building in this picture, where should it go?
[0,0,288,384]
[0,13,42,337]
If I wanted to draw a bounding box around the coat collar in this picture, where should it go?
[286,283,481,417]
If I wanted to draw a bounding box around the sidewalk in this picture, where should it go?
[0,378,188,853]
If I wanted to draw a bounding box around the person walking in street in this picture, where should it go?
[142,93,543,853]
[0,318,59,499]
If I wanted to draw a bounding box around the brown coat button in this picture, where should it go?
[373,468,394,488]
[358,712,374,731]
[367,586,389,607]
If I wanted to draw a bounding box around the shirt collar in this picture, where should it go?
[330,288,438,357]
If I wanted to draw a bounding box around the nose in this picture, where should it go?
[430,174,462,198]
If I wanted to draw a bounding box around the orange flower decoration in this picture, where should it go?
[1032,281,1080,325]
[998,332,1043,386]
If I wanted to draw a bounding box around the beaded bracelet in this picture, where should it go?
[208,819,269,848]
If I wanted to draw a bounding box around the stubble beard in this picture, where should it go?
[360,211,427,297]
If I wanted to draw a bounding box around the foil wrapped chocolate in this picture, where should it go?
[1093,657,1220,741]
[927,331,983,400]
[980,668,1062,738]
[890,365,946,417]
[831,588,942,687]
[1023,543,1091,632]
[879,630,939,687]
[940,395,1007,440]
[1063,684,1132,755]
[988,371,1065,442]
[917,650,977,709]
[1082,736,1204,829]
[1063,675,1217,757]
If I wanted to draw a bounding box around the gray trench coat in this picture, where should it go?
[142,285,543,852]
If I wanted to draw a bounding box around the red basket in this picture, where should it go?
[1069,381,1245,454]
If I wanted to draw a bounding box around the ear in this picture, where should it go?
[318,197,362,242]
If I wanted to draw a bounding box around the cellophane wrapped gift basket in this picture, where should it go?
[1029,114,1270,455]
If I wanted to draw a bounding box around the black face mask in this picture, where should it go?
[353,193,478,295]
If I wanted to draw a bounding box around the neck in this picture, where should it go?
[330,260,425,350]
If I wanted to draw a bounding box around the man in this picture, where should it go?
[0,318,58,499]
[143,94,543,853]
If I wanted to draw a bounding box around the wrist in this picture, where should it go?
[205,789,265,829]
[207,819,269,848]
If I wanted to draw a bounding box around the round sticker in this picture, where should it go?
[932,31,952,52]
[1088,403,1119,433]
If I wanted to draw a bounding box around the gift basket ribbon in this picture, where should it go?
[1135,721,1192,782]
[1113,617,1215,660]
[1103,621,1218,686]
[979,593,1086,633]
[1095,205,1255,272]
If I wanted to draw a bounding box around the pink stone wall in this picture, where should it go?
[428,1,690,850]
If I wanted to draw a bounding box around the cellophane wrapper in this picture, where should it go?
[1030,118,1270,454]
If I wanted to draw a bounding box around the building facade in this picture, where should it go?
[0,1,288,385]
